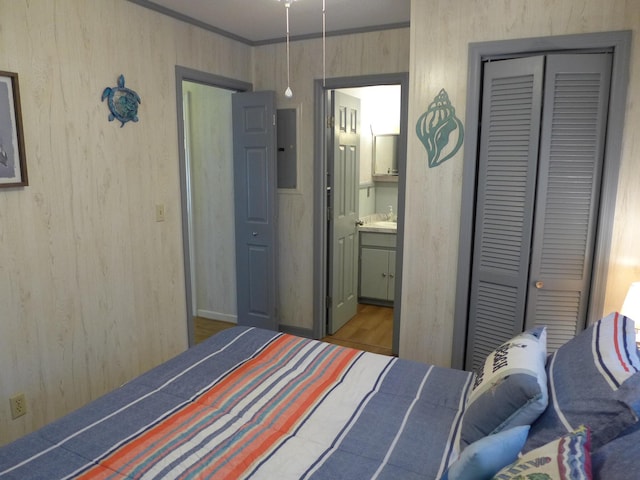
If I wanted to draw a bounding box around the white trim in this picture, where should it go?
[197,310,238,324]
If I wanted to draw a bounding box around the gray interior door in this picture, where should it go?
[465,53,612,370]
[232,91,278,330]
[328,91,360,334]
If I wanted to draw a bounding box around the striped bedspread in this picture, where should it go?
[0,327,472,479]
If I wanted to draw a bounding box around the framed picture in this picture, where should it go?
[0,71,27,187]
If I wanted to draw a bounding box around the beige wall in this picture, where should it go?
[401,0,640,365]
[0,0,252,445]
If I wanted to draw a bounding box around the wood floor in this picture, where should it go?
[321,304,394,356]
[194,303,394,356]
[194,317,236,344]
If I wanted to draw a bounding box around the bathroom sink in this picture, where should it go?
[358,220,397,232]
[372,221,397,228]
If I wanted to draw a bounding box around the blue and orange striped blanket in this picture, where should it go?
[0,327,472,479]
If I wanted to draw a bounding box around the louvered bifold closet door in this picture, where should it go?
[465,57,545,371]
[525,54,612,351]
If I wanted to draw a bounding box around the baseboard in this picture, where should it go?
[197,309,237,324]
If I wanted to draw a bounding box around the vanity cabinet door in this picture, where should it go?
[360,248,390,300]
[387,251,396,301]
[360,247,395,302]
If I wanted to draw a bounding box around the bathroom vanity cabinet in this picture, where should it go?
[359,231,396,305]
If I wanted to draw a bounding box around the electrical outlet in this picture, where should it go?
[9,393,27,419]
[155,204,165,222]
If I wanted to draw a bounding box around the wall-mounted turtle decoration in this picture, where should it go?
[101,74,141,127]
[416,89,464,168]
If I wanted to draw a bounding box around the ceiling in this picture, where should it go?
[133,0,410,45]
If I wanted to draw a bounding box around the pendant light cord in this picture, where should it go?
[322,0,326,86]
[281,0,323,96]
[286,3,292,95]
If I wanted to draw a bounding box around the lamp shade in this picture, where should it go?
[621,282,640,344]
[621,282,640,320]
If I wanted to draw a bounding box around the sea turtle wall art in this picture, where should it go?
[101,74,141,127]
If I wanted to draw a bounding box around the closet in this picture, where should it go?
[465,53,612,371]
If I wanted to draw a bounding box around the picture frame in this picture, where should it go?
[0,71,28,187]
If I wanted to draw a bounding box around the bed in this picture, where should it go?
[1,312,639,479]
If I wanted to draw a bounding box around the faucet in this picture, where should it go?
[388,205,396,223]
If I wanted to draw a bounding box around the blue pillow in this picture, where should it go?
[524,312,640,452]
[441,426,529,480]
[592,422,640,480]
[460,327,548,449]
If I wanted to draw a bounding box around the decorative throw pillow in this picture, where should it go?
[441,426,529,480]
[493,426,591,480]
[460,327,548,449]
[524,312,640,452]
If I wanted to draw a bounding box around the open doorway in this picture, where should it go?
[313,73,409,356]
[174,67,251,346]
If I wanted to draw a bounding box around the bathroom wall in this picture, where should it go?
[338,85,401,219]
[375,184,399,216]
[359,185,376,217]
[351,85,401,185]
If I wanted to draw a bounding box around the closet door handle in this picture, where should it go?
[535,281,544,289]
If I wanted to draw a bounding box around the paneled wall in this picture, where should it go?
[0,0,252,445]
[402,0,640,366]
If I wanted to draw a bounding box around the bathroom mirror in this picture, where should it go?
[373,134,398,178]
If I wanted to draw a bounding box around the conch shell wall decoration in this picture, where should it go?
[416,89,464,168]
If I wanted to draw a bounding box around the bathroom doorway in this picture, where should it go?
[313,73,409,356]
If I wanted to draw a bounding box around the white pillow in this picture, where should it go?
[460,327,548,450]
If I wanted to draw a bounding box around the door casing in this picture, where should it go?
[313,73,409,356]
[452,31,632,370]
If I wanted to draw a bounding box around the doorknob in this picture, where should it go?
[535,281,544,289]
[252,231,258,237]
[355,220,364,226]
